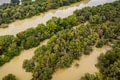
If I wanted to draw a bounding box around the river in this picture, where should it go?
[0,0,35,5]
[0,0,116,36]
[0,0,116,80]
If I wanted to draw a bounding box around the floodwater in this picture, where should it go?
[52,46,111,80]
[0,39,49,80]
[0,0,116,80]
[0,0,10,5]
[0,0,116,36]
[0,0,35,5]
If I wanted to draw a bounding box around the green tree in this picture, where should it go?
[81,73,103,80]
[2,74,17,80]
[11,0,20,5]
[23,59,35,72]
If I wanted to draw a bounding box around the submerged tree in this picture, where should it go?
[11,0,20,5]
[2,74,17,80]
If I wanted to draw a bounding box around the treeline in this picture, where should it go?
[22,1,120,80]
[81,41,120,80]
[0,35,21,66]
[0,0,82,26]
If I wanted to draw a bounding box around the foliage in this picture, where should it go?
[23,59,35,72]
[30,24,99,80]
[2,74,17,80]
[81,41,120,80]
[81,73,103,80]
[0,35,20,66]
[96,41,120,80]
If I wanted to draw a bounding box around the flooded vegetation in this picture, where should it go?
[0,0,116,36]
[0,39,48,80]
[52,46,111,80]
[0,0,119,80]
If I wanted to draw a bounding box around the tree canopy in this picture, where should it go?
[2,74,17,80]
[81,41,120,80]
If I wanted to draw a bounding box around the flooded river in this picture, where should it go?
[0,0,116,80]
[0,0,116,36]
[0,40,111,80]
[52,46,111,80]
[0,39,48,80]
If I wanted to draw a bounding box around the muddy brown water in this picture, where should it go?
[0,0,116,36]
[0,39,49,80]
[52,46,111,80]
[0,0,116,80]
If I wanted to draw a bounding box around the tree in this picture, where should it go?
[2,74,17,80]
[90,15,102,24]
[11,0,20,5]
[97,43,120,80]
[23,59,35,72]
[106,60,120,79]
[22,0,32,3]
[24,36,39,49]
[81,73,103,80]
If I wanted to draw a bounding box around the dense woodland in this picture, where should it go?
[81,41,120,80]
[0,0,120,80]
[0,0,82,26]
[23,1,120,80]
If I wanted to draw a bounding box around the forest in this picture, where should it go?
[0,0,120,80]
[0,0,81,26]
